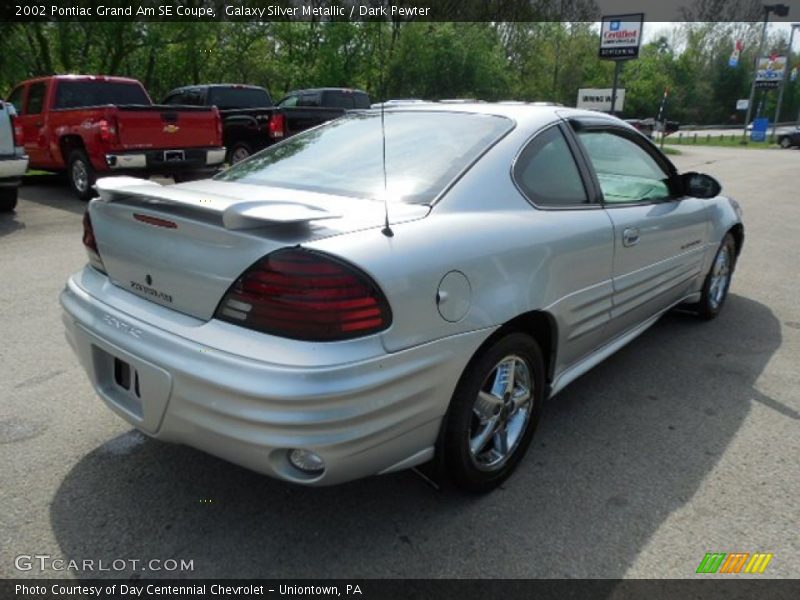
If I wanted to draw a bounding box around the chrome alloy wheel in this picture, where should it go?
[72,159,89,193]
[708,244,731,309]
[469,355,534,471]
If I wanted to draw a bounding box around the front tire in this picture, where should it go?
[438,332,545,492]
[695,233,737,320]
[67,150,96,201]
[779,137,791,149]
[0,188,18,212]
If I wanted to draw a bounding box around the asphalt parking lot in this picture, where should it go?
[1,145,798,579]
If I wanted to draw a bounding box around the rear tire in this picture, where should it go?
[0,188,18,212]
[438,332,545,493]
[227,142,252,164]
[695,233,737,320]
[67,150,96,201]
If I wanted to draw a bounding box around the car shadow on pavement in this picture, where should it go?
[20,175,86,216]
[0,210,25,237]
[48,294,781,579]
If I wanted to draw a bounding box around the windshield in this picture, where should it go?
[215,111,512,204]
[54,81,150,108]
[207,87,272,109]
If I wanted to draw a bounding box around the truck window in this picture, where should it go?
[54,81,150,109]
[7,86,25,114]
[25,82,47,115]
[164,92,187,105]
[352,93,371,109]
[206,87,272,109]
[322,92,356,109]
[298,93,321,107]
[278,95,299,108]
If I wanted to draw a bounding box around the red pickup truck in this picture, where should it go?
[7,75,225,199]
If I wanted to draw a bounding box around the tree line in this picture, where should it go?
[1,21,797,125]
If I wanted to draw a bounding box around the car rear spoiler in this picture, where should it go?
[94,177,341,229]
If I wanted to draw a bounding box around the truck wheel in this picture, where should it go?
[0,188,18,212]
[228,142,252,164]
[67,150,96,201]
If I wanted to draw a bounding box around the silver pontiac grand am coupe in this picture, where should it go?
[61,104,744,492]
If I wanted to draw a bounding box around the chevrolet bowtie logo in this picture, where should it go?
[163,124,179,134]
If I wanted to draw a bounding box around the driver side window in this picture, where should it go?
[578,130,671,204]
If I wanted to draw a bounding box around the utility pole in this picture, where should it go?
[771,23,800,140]
[610,61,623,114]
[742,4,790,143]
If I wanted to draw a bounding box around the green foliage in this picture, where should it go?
[1,21,798,125]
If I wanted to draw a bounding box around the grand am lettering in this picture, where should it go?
[129,281,173,304]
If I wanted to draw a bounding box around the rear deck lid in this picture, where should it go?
[89,177,428,320]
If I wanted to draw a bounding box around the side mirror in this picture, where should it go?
[682,172,721,199]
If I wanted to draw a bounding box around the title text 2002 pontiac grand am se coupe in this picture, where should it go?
[61,104,743,492]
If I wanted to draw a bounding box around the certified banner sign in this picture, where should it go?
[599,14,644,60]
[755,55,787,89]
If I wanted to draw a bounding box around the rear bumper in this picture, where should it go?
[104,147,226,172]
[60,268,490,486]
[0,155,28,184]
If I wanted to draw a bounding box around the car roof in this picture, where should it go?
[171,84,268,91]
[285,87,368,95]
[360,102,631,128]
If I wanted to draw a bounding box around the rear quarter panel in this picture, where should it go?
[307,115,616,378]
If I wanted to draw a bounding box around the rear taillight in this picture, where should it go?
[97,118,117,144]
[215,248,392,341]
[82,211,106,273]
[214,108,223,142]
[268,113,285,139]
[12,119,23,146]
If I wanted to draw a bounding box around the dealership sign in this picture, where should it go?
[755,55,787,89]
[577,88,626,112]
[599,14,644,60]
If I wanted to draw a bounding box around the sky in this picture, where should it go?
[640,21,800,50]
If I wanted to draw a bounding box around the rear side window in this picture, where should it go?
[217,111,513,205]
[54,81,150,108]
[513,125,589,207]
[26,82,47,114]
[7,86,25,113]
[207,87,272,109]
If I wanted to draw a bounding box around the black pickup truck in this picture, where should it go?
[162,85,370,164]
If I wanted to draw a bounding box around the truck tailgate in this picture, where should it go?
[115,106,219,150]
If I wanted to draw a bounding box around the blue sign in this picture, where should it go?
[610,21,620,31]
[750,117,769,142]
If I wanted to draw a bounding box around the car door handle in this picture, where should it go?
[622,227,640,247]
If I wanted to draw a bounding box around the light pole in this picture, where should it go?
[742,3,790,143]
[770,23,799,141]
